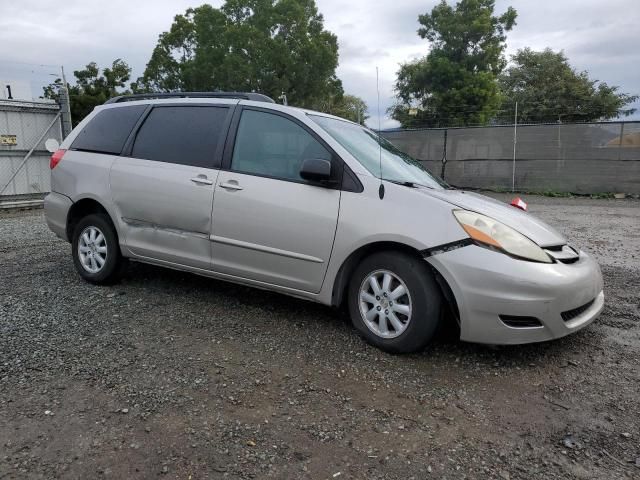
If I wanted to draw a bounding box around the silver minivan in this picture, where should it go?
[44,92,604,353]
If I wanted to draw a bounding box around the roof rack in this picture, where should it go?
[104,91,275,104]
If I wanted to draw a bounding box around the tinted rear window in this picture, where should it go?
[71,105,146,155]
[131,106,229,168]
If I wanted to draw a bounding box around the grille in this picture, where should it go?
[561,299,595,322]
[558,257,579,264]
[499,315,543,328]
[543,244,580,264]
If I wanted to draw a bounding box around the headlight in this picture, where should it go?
[453,210,552,263]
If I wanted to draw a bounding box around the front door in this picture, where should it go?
[210,108,341,293]
[111,105,231,270]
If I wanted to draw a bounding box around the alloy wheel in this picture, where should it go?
[358,269,413,339]
[78,226,108,274]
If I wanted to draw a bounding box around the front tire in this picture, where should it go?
[348,251,442,353]
[71,213,124,284]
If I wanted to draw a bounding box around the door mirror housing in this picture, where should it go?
[300,158,332,183]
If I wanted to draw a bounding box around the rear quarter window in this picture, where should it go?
[71,105,147,155]
[131,106,229,168]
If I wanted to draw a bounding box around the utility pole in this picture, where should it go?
[511,101,518,192]
[59,65,73,138]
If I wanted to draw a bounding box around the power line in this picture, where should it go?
[0,59,62,68]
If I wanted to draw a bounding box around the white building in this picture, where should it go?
[0,80,33,101]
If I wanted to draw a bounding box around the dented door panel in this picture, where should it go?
[110,157,218,269]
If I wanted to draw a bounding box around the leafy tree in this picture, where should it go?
[42,78,64,103]
[43,59,132,125]
[134,1,343,109]
[499,48,638,123]
[391,0,517,127]
[313,94,368,124]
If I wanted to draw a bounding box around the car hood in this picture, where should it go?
[422,189,566,247]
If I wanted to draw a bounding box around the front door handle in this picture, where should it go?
[191,175,213,185]
[219,181,243,191]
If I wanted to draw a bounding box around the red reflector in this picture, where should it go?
[50,149,66,169]
[510,197,528,211]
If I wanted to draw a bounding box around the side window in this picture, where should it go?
[231,110,332,181]
[71,105,146,155]
[132,106,228,168]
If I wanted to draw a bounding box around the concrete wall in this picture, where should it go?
[382,122,640,194]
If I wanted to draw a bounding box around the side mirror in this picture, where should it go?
[299,158,332,183]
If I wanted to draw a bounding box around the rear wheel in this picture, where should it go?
[348,251,442,353]
[71,213,124,284]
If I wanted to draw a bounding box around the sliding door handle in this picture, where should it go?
[219,181,243,191]
[190,175,213,185]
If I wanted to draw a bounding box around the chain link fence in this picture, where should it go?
[0,99,63,206]
[382,121,640,195]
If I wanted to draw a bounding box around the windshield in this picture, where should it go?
[310,114,447,189]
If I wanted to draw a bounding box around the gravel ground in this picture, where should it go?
[1,194,639,479]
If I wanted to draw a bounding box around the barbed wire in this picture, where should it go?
[390,101,639,128]
[385,120,640,130]
[394,97,639,109]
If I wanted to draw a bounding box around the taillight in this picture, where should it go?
[50,149,67,169]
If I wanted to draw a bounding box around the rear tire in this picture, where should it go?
[348,251,441,353]
[71,213,124,284]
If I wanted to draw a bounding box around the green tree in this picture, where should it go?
[135,1,343,109]
[499,48,638,123]
[313,94,368,124]
[390,0,517,127]
[42,78,64,102]
[43,59,132,125]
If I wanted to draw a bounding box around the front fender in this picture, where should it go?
[317,176,467,305]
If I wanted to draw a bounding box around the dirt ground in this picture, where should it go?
[1,193,639,479]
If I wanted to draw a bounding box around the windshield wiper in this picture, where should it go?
[385,179,434,190]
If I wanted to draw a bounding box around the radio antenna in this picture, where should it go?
[376,67,385,200]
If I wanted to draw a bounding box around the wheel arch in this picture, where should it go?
[331,242,461,338]
[66,198,117,241]
[330,241,459,319]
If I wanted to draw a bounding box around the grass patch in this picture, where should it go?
[473,186,619,199]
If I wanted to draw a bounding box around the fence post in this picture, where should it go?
[441,128,447,180]
[58,86,73,138]
[58,66,73,138]
[511,101,518,192]
[618,122,625,161]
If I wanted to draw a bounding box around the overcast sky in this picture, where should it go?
[1,0,638,128]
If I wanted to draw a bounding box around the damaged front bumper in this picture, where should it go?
[426,244,604,345]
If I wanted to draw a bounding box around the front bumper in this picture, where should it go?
[427,244,604,344]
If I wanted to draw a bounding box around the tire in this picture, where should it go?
[71,213,125,284]
[347,250,442,353]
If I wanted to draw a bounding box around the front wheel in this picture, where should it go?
[348,251,442,353]
[71,213,124,284]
